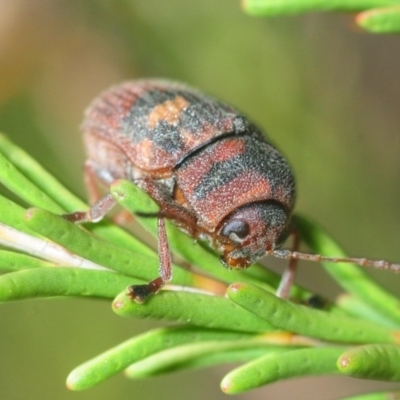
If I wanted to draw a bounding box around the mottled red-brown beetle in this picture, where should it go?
[65,79,399,302]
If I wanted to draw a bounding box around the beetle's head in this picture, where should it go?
[216,201,290,269]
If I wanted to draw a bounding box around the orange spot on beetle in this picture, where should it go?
[147,96,190,128]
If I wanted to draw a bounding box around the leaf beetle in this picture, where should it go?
[65,79,399,302]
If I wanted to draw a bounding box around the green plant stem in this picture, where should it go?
[242,0,400,16]
[67,327,255,390]
[227,283,400,344]
[113,289,275,332]
[221,347,346,394]
[337,344,400,381]
[356,6,400,33]
[0,268,139,301]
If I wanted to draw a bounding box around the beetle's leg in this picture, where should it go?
[127,218,172,303]
[64,161,125,224]
[276,228,300,299]
[136,177,200,237]
[63,193,117,223]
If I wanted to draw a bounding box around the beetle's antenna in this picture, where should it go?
[272,249,400,273]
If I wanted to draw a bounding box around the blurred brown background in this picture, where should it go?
[0,1,399,399]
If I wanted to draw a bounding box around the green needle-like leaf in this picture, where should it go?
[0,133,86,212]
[0,194,38,236]
[67,326,253,390]
[24,207,194,285]
[110,179,159,215]
[124,340,287,379]
[113,289,275,332]
[0,250,54,271]
[241,1,400,36]
[0,150,64,213]
[356,6,400,33]
[338,344,400,381]
[125,345,279,378]
[227,283,400,344]
[241,0,399,16]
[0,268,138,301]
[221,347,345,394]
[1,131,399,397]
[172,348,275,373]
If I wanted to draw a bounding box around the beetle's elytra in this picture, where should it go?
[65,79,399,302]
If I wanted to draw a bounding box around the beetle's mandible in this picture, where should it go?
[64,79,399,302]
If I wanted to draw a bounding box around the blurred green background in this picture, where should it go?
[0,1,399,399]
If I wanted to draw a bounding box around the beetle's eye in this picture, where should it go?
[221,220,250,241]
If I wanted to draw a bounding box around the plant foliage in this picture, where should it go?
[0,134,399,398]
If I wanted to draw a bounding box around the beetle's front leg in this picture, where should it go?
[63,160,120,223]
[127,218,172,303]
[63,193,117,223]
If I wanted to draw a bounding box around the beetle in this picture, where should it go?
[64,79,399,302]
